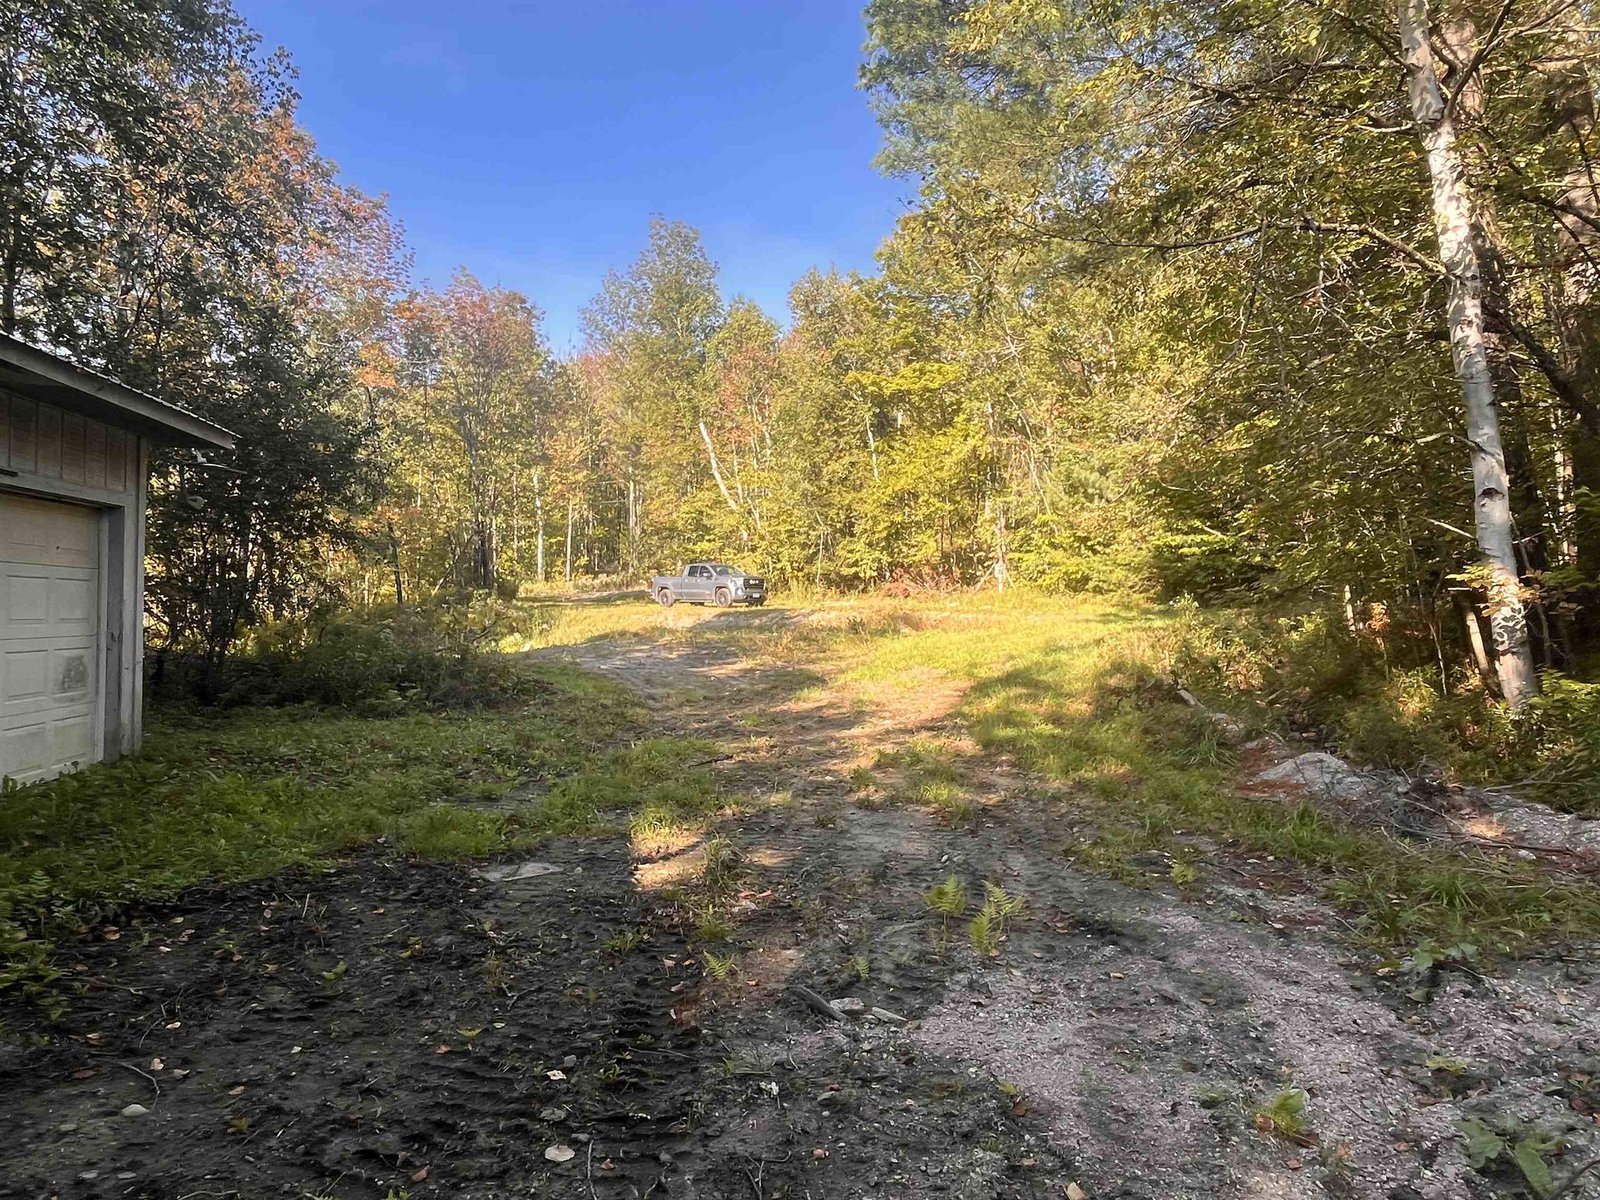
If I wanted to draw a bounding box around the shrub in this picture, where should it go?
[1163,600,1600,815]
[1493,676,1600,813]
[219,600,535,712]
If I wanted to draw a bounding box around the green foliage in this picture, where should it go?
[1497,677,1600,815]
[846,595,1600,953]
[1167,602,1600,815]
[700,835,744,896]
[222,600,538,713]
[4,2,405,681]
[0,662,730,993]
[1253,1088,1312,1142]
[20,0,1600,752]
[604,927,646,955]
[876,740,980,822]
[924,875,969,920]
[858,0,1600,716]
[969,882,1024,956]
[1458,1114,1572,1197]
[694,909,734,943]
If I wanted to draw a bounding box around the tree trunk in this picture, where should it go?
[565,497,575,583]
[625,472,640,576]
[1399,0,1539,708]
[1453,591,1498,692]
[532,471,546,583]
[993,502,1009,592]
[388,521,405,605]
[699,421,740,514]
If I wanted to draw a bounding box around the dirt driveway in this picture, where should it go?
[2,605,1597,1199]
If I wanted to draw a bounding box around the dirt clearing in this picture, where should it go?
[2,597,1597,1199]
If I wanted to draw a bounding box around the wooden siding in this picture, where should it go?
[0,391,139,503]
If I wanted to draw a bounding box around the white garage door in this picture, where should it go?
[1,493,101,785]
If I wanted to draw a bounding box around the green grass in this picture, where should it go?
[873,739,979,823]
[9,587,1595,997]
[839,593,1600,955]
[519,584,1593,955]
[0,660,726,990]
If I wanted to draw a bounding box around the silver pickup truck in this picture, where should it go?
[651,562,767,608]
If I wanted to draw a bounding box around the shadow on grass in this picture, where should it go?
[956,645,1600,955]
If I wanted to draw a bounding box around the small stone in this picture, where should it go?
[830,997,867,1017]
[119,1103,149,1118]
[869,1007,908,1025]
[539,1106,568,1122]
[57,1121,78,1133]
[478,860,562,882]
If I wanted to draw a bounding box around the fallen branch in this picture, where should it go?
[115,1059,161,1097]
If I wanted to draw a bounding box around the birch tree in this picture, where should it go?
[1398,0,1537,707]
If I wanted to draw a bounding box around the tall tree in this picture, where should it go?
[1,0,396,685]
[392,272,554,593]
[581,218,724,571]
[1398,0,1537,705]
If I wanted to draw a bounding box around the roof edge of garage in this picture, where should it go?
[0,334,235,450]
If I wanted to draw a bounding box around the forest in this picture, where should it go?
[7,3,1600,1195]
[5,0,1600,746]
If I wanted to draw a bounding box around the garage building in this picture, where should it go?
[0,334,234,785]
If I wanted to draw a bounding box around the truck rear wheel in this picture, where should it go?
[714,587,732,608]
[657,588,675,608]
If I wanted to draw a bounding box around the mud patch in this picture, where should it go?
[0,843,708,1198]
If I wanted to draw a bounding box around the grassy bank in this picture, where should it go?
[829,594,1600,954]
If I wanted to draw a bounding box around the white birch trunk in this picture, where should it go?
[993,505,1009,593]
[1553,431,1577,564]
[699,421,740,513]
[534,472,545,583]
[565,497,575,583]
[625,472,639,576]
[1399,0,1539,708]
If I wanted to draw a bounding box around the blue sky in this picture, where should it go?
[233,0,912,349]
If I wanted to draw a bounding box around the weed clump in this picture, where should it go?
[1252,1087,1314,1145]
[969,883,1025,957]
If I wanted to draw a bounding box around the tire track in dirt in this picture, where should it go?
[551,607,1600,1200]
